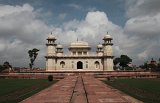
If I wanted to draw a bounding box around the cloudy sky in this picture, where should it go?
[0,0,160,68]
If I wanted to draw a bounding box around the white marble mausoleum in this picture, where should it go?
[45,33,114,71]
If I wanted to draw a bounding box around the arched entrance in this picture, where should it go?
[77,61,83,69]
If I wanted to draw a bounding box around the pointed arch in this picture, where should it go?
[60,61,65,68]
[95,61,100,69]
[77,61,83,69]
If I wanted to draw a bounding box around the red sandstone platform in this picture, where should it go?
[21,75,142,103]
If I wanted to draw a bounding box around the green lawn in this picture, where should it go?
[0,79,57,103]
[103,78,160,103]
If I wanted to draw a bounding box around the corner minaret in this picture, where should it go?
[46,32,57,71]
[103,32,114,71]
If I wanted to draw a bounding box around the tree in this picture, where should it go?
[139,61,149,71]
[113,58,120,66]
[0,65,4,72]
[113,57,120,70]
[3,61,12,69]
[28,48,39,69]
[144,61,148,70]
[149,64,156,71]
[119,55,132,69]
[0,61,13,72]
[157,58,160,71]
[113,55,132,70]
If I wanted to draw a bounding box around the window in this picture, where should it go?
[73,52,76,55]
[78,52,82,55]
[95,61,100,69]
[86,64,88,68]
[84,51,87,55]
[72,64,74,68]
[86,61,88,68]
[71,61,74,68]
[60,61,65,68]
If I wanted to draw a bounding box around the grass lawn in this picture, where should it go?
[103,78,160,103]
[0,79,57,103]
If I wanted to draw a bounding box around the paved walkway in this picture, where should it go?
[21,75,142,103]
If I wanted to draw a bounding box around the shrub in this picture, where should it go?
[107,77,115,81]
[0,65,5,72]
[48,75,53,81]
[107,77,110,81]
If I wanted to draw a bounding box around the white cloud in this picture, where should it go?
[125,14,160,37]
[126,0,160,18]
[0,4,132,67]
[138,50,148,60]
[124,0,160,64]
[53,11,129,58]
[56,1,160,65]
[85,11,109,26]
[0,4,33,17]
[1,1,160,68]
[0,4,52,67]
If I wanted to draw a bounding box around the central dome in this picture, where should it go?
[70,41,90,48]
